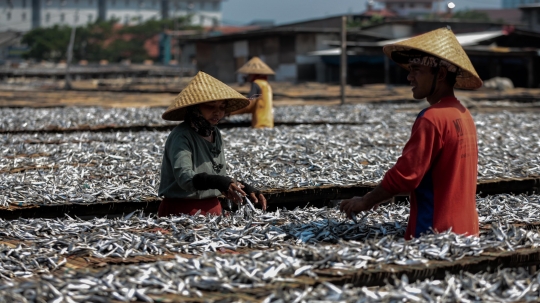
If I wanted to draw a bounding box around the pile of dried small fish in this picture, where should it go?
[266,267,540,302]
[1,194,540,282]
[1,104,539,132]
[1,228,540,302]
[0,104,417,132]
[1,111,539,206]
[0,107,176,132]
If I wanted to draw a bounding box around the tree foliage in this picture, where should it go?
[347,15,385,29]
[451,10,491,22]
[22,16,201,63]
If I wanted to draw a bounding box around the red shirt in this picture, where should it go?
[381,97,479,239]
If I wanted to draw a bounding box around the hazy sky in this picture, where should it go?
[221,0,501,25]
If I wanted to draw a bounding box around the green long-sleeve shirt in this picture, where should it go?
[158,122,227,199]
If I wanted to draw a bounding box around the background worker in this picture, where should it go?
[158,71,266,217]
[231,56,275,128]
[340,27,482,240]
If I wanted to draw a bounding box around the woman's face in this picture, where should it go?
[198,100,227,126]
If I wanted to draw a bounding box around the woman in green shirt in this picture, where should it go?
[158,71,267,217]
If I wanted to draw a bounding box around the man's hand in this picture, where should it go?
[339,196,375,219]
[340,185,395,219]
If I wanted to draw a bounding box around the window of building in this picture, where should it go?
[425,3,431,8]
[399,3,404,8]
[138,0,144,7]
[7,12,11,21]
[89,0,93,5]
[75,13,79,22]
[74,0,78,4]
[61,0,66,6]
[199,14,204,24]
[47,0,52,6]
[187,1,194,10]
[23,0,27,8]
[22,12,26,20]
[111,0,115,6]
[212,1,219,11]
[409,3,414,8]
[46,12,50,22]
[88,13,93,22]
[124,14,129,24]
[125,0,129,6]
[152,0,156,7]
[60,13,65,22]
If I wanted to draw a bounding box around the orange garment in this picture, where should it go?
[232,79,273,128]
[381,97,479,239]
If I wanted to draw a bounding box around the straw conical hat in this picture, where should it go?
[237,57,275,75]
[383,27,482,90]
[162,71,249,121]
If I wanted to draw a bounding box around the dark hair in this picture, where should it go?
[431,67,457,87]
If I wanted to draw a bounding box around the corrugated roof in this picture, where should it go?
[376,0,441,2]
[310,30,505,55]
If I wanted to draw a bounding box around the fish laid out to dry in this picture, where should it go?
[0,194,539,282]
[1,110,538,207]
[0,103,538,131]
[0,227,539,302]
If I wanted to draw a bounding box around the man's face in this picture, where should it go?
[407,63,435,100]
[198,100,227,126]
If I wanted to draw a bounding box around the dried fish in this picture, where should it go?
[1,109,538,206]
[0,194,539,282]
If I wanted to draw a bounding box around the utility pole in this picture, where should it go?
[65,11,78,90]
[340,15,347,105]
[173,5,180,63]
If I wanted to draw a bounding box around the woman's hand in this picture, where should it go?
[248,192,267,211]
[224,182,246,204]
[238,181,267,211]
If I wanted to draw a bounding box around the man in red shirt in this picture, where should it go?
[340,27,482,239]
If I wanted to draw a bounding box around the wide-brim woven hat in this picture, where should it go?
[237,56,275,75]
[162,71,249,121]
[383,27,482,90]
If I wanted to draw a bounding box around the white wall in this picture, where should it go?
[0,0,33,31]
[386,2,434,16]
[0,0,223,31]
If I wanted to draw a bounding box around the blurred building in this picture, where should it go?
[375,0,443,17]
[472,9,523,25]
[503,0,540,9]
[0,31,26,63]
[0,0,222,32]
[186,16,347,83]
[314,22,540,88]
[520,3,540,32]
